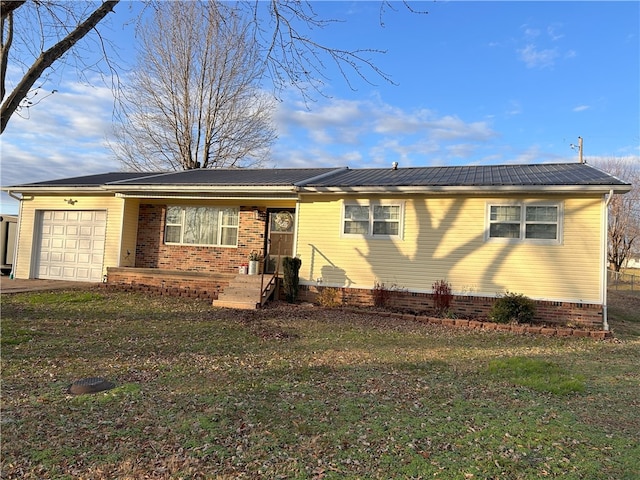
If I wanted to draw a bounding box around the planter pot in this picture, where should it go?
[248,260,259,275]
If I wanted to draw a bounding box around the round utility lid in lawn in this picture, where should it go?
[67,377,115,395]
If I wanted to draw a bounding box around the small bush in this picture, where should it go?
[316,287,341,308]
[372,282,390,308]
[282,257,302,303]
[432,279,453,316]
[490,291,536,324]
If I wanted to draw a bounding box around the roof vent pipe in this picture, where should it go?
[392,162,398,170]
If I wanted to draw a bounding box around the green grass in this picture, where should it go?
[487,356,585,394]
[1,288,639,479]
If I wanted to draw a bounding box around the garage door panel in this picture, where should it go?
[35,210,106,282]
[75,268,91,280]
[48,266,62,276]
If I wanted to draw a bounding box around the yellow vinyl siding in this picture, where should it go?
[296,194,603,303]
[120,199,140,267]
[13,194,125,280]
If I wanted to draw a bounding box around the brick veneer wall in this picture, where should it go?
[135,204,266,274]
[298,285,604,329]
[107,267,234,301]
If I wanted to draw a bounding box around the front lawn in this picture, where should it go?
[1,289,639,479]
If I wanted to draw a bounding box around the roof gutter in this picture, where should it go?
[114,192,298,200]
[103,184,298,193]
[5,190,35,202]
[297,185,632,195]
[1,186,110,195]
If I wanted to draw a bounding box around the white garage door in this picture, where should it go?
[36,210,107,282]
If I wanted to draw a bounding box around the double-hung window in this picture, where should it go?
[343,203,403,238]
[487,202,561,243]
[165,206,238,246]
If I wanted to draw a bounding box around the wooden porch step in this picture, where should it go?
[213,273,276,310]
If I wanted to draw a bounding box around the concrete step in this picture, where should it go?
[214,300,259,310]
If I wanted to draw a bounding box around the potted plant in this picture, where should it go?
[248,251,261,275]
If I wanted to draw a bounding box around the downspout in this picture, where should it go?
[602,189,614,331]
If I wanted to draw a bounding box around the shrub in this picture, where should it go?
[372,282,391,308]
[432,279,453,316]
[316,287,341,308]
[490,292,536,324]
[282,257,302,303]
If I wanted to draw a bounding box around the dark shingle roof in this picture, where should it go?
[4,163,630,192]
[17,172,159,187]
[305,163,629,187]
[109,168,339,186]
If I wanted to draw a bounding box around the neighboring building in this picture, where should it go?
[2,163,631,329]
[624,257,640,269]
[0,214,18,275]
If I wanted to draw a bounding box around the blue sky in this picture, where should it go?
[1,1,639,213]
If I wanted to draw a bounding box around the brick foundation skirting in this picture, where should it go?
[337,308,611,339]
[107,267,235,301]
[298,284,604,330]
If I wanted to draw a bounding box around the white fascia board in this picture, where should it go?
[297,185,632,195]
[1,186,111,194]
[104,185,296,193]
[115,192,298,200]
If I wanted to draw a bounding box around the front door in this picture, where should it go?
[266,210,295,273]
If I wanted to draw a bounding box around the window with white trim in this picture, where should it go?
[165,206,238,246]
[487,202,562,243]
[343,203,403,238]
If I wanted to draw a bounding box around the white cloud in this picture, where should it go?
[573,105,590,112]
[273,96,498,168]
[547,25,564,42]
[1,80,120,187]
[518,44,559,69]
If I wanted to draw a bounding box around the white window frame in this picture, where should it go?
[164,206,239,247]
[485,201,563,244]
[341,201,404,239]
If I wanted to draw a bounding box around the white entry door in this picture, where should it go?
[36,210,106,282]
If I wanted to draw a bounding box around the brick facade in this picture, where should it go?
[107,267,234,301]
[135,204,266,274]
[299,285,604,329]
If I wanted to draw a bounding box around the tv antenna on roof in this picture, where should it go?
[570,136,584,164]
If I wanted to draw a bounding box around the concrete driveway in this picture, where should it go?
[0,276,97,294]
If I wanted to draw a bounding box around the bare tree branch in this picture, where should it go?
[0,0,119,134]
[0,1,27,21]
[593,157,640,271]
[249,0,428,103]
[111,1,276,172]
